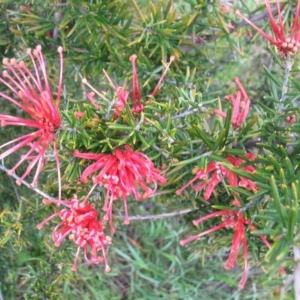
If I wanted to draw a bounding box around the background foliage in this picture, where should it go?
[0,0,299,299]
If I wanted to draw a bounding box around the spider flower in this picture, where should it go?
[213,77,250,129]
[0,45,63,194]
[236,1,300,56]
[180,210,271,289]
[74,145,167,232]
[82,55,175,116]
[176,153,257,206]
[37,198,112,272]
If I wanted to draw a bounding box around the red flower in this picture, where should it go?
[0,45,63,194]
[82,55,174,116]
[236,1,300,56]
[74,145,167,232]
[213,77,251,129]
[176,154,257,206]
[180,210,271,289]
[37,198,112,272]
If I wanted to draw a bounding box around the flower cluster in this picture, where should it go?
[82,55,175,116]
[176,153,257,206]
[37,198,112,272]
[213,77,251,129]
[236,0,300,57]
[0,41,278,289]
[0,47,171,272]
[180,210,271,289]
[0,45,63,193]
[74,145,167,232]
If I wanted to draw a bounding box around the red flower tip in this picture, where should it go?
[181,210,271,289]
[129,54,138,63]
[192,220,199,226]
[214,78,250,129]
[74,111,85,119]
[20,5,31,12]
[179,239,187,247]
[178,154,257,203]
[82,55,173,117]
[73,149,81,156]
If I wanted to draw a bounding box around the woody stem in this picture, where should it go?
[0,161,55,200]
[294,244,300,300]
[279,55,293,114]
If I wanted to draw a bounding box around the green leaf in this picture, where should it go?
[172,151,212,167]
[263,65,281,87]
[270,175,287,228]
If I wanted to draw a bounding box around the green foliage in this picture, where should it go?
[1,0,300,299]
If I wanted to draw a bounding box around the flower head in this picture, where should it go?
[180,210,271,289]
[213,77,251,129]
[176,153,257,206]
[74,145,167,232]
[82,55,174,116]
[236,1,300,56]
[37,198,111,272]
[0,45,63,194]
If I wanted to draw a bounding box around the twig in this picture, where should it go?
[279,55,293,114]
[127,208,196,221]
[294,244,300,300]
[151,144,169,158]
[239,196,262,212]
[0,163,55,200]
[52,10,63,40]
[0,285,3,300]
[180,4,278,51]
[280,274,294,299]
[171,107,203,120]
[0,161,196,222]
[8,175,21,202]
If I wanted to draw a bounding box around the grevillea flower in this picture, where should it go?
[213,77,250,129]
[176,153,257,206]
[0,45,63,195]
[81,55,174,116]
[180,210,271,289]
[236,1,300,56]
[74,145,167,232]
[37,197,112,272]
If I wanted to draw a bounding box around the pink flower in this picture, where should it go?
[176,154,257,206]
[213,77,250,129]
[82,55,174,116]
[37,198,112,272]
[180,210,271,289]
[0,45,63,194]
[74,145,167,232]
[236,1,300,56]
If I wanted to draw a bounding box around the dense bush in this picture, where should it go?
[1,0,300,299]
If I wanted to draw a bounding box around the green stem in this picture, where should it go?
[127,208,195,221]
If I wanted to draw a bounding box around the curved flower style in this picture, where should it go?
[236,1,300,56]
[37,198,111,272]
[176,153,257,206]
[213,77,251,129]
[82,55,174,116]
[74,145,167,232]
[180,210,271,289]
[0,45,63,193]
